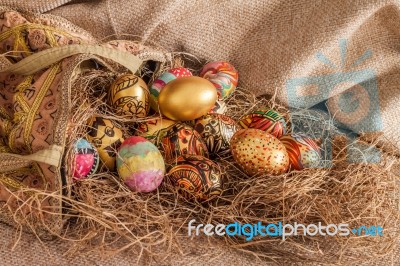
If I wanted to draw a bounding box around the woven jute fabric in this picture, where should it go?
[1,0,400,265]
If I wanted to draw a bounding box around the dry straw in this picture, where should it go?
[5,58,400,265]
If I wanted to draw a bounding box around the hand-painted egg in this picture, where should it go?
[166,155,224,201]
[239,109,287,138]
[230,129,289,176]
[72,138,100,180]
[200,61,238,99]
[158,76,218,121]
[194,114,238,155]
[279,134,321,170]
[150,67,192,111]
[87,116,124,171]
[209,99,227,115]
[137,117,177,142]
[159,123,209,162]
[108,74,150,118]
[117,136,165,192]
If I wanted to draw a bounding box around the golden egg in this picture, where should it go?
[108,74,150,118]
[158,76,218,121]
[87,116,124,171]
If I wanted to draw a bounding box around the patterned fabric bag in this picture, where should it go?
[0,7,170,236]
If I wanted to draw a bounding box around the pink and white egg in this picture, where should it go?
[72,138,100,180]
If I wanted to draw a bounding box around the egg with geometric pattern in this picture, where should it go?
[279,133,321,170]
[87,116,124,171]
[166,154,224,201]
[239,109,287,138]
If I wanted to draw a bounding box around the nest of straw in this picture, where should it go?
[9,55,399,265]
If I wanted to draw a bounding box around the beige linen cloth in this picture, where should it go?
[1,0,400,265]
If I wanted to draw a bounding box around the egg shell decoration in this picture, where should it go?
[194,113,239,155]
[159,123,209,162]
[117,136,165,192]
[239,109,287,138]
[279,134,321,170]
[158,76,218,121]
[108,74,150,118]
[150,67,193,111]
[209,99,227,115]
[166,155,224,201]
[72,138,100,180]
[200,61,239,99]
[230,129,289,176]
[137,117,177,142]
[87,116,124,171]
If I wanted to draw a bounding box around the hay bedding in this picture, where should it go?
[44,57,398,264]
[0,8,398,266]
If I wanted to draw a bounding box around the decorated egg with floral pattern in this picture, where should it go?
[87,116,124,171]
[159,123,209,162]
[239,109,287,138]
[209,99,227,115]
[137,117,177,142]
[279,134,321,170]
[200,61,238,99]
[230,129,289,176]
[117,136,165,192]
[194,113,238,155]
[166,155,224,201]
[150,67,193,110]
[72,138,100,180]
[108,74,150,118]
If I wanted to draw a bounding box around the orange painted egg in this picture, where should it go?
[230,129,289,176]
[239,109,287,138]
[166,155,224,201]
[279,134,321,170]
[159,123,209,162]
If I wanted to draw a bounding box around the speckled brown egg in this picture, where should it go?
[230,128,289,176]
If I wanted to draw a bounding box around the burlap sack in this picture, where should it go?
[0,7,171,237]
[1,0,400,265]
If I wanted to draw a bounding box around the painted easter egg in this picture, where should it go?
[239,109,287,138]
[158,76,218,121]
[117,136,165,192]
[108,74,150,118]
[200,61,238,99]
[166,155,224,201]
[230,129,289,176]
[137,117,177,142]
[209,99,227,115]
[87,116,124,171]
[150,67,193,111]
[72,138,100,180]
[194,113,239,155]
[159,123,209,162]
[279,134,321,170]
